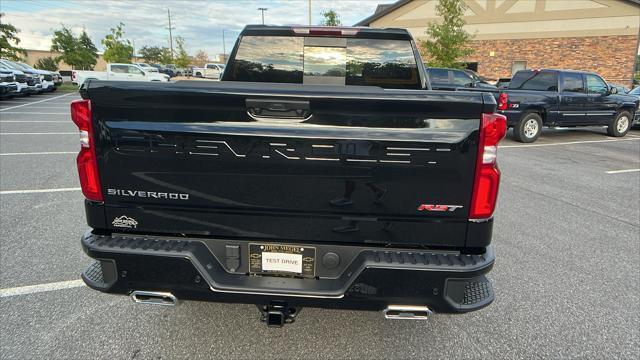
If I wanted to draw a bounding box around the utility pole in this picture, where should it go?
[222,30,226,62]
[308,0,311,25]
[258,7,267,25]
[167,8,175,61]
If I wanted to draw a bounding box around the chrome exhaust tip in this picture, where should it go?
[130,291,177,306]
[383,305,432,320]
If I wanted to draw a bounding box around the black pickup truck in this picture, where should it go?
[75,25,506,326]
[497,69,639,142]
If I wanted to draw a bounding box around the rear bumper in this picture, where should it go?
[81,230,495,313]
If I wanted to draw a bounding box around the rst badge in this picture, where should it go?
[417,204,463,212]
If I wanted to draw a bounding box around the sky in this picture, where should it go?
[1,0,386,57]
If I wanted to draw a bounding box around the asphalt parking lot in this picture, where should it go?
[1,92,638,359]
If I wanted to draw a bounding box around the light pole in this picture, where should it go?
[222,29,226,62]
[166,8,175,60]
[258,7,268,25]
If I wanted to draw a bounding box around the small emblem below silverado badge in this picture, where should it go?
[112,215,138,229]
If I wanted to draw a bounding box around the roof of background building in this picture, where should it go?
[354,0,640,26]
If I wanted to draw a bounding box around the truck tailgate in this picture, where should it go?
[85,81,494,247]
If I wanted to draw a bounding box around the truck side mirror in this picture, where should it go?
[609,87,618,95]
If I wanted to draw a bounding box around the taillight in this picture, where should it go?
[70,99,103,201]
[470,113,507,219]
[497,92,508,111]
[292,26,359,36]
[71,71,76,81]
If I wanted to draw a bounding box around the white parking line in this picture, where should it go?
[0,120,70,123]
[0,93,75,111]
[0,132,76,135]
[605,169,640,174]
[501,138,640,148]
[0,187,81,194]
[0,151,76,156]
[9,106,71,109]
[0,112,69,115]
[0,279,85,298]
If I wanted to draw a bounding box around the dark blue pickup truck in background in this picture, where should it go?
[497,69,639,143]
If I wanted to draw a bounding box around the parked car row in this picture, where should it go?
[0,58,62,99]
[425,66,639,143]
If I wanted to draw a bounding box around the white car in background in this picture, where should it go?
[133,62,160,73]
[16,61,57,92]
[72,63,170,87]
[193,63,225,79]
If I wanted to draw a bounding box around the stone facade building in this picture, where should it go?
[356,0,640,86]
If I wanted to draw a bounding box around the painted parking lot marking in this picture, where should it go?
[0,132,76,135]
[0,92,75,111]
[0,112,70,115]
[0,120,70,123]
[0,151,76,156]
[501,138,640,148]
[0,187,81,195]
[0,279,85,298]
[605,169,640,174]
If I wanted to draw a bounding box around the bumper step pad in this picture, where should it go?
[81,260,117,291]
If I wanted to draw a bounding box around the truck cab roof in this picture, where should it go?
[240,24,414,40]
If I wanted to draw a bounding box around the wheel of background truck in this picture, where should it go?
[513,113,542,143]
[196,72,202,77]
[606,111,631,137]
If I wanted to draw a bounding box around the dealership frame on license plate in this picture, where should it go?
[249,244,316,278]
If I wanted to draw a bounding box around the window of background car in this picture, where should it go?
[452,70,473,86]
[630,87,640,95]
[428,69,449,83]
[111,65,129,74]
[128,66,144,75]
[509,71,558,91]
[561,73,584,93]
[585,74,608,94]
[345,38,419,89]
[227,36,304,83]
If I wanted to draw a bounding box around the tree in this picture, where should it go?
[320,9,341,26]
[159,47,173,64]
[193,50,209,67]
[139,45,166,63]
[34,57,58,71]
[0,13,26,60]
[51,26,97,70]
[101,22,133,63]
[173,37,190,67]
[419,0,473,69]
[78,30,98,69]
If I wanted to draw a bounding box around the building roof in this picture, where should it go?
[354,0,640,26]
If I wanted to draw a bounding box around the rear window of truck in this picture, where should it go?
[509,70,558,91]
[225,35,420,89]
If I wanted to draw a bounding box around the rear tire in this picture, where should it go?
[513,113,542,143]
[607,111,631,137]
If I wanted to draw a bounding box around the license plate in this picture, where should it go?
[249,244,316,278]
